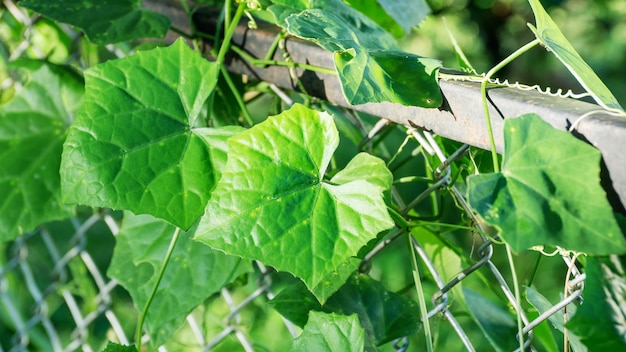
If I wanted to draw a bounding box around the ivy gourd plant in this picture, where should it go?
[1,0,626,351]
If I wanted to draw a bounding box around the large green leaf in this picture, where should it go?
[194,104,394,292]
[291,311,365,352]
[283,0,442,107]
[271,273,420,347]
[527,0,623,111]
[108,212,251,347]
[377,0,430,33]
[463,288,518,352]
[567,256,626,351]
[0,63,80,242]
[61,39,221,229]
[468,114,626,255]
[20,0,170,45]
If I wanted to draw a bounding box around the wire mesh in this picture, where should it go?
[0,2,588,351]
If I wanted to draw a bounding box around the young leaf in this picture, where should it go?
[19,0,171,45]
[194,104,394,292]
[283,0,442,107]
[527,0,623,111]
[271,273,420,347]
[0,63,80,242]
[108,212,251,347]
[61,39,220,230]
[567,255,626,351]
[463,288,518,352]
[291,311,365,352]
[468,114,626,255]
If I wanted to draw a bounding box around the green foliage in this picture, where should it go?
[61,39,220,229]
[102,342,138,352]
[195,104,393,292]
[291,311,365,352]
[108,212,251,346]
[463,288,518,352]
[468,114,626,255]
[20,0,171,45]
[0,63,79,241]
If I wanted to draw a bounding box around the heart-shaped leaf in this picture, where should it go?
[0,63,80,242]
[527,0,623,111]
[468,114,626,255]
[61,39,221,229]
[108,212,251,347]
[194,104,394,292]
[20,0,171,45]
[291,311,365,352]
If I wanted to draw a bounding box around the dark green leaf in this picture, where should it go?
[567,256,626,351]
[108,212,251,347]
[195,104,394,292]
[468,114,626,254]
[103,342,138,352]
[0,63,80,242]
[20,0,171,45]
[61,39,220,229]
[291,311,365,352]
[463,288,518,352]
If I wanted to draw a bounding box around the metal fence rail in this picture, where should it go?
[0,0,604,351]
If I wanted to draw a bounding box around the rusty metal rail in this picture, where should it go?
[145,0,626,211]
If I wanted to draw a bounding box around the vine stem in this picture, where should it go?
[216,0,246,65]
[408,232,434,352]
[480,38,540,173]
[230,45,337,75]
[135,227,182,351]
[505,243,524,352]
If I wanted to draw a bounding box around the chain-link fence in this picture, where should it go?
[0,1,587,351]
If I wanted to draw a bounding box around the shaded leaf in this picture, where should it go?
[0,63,80,242]
[108,212,251,347]
[468,114,626,255]
[312,257,361,305]
[567,255,626,351]
[271,273,420,347]
[377,0,430,33]
[61,39,220,229]
[527,0,622,111]
[291,311,365,352]
[20,0,171,45]
[463,288,518,352]
[194,104,394,292]
[103,342,138,352]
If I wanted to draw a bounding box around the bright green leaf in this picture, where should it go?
[108,212,251,347]
[291,311,365,352]
[468,114,626,255]
[271,273,420,347]
[312,257,361,305]
[343,0,404,38]
[525,286,586,352]
[194,104,394,292]
[61,39,220,229]
[377,0,430,33]
[0,64,80,242]
[567,255,626,351]
[463,288,518,352]
[527,0,623,111]
[20,0,171,45]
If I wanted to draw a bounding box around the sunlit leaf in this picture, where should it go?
[108,212,251,347]
[61,39,221,229]
[194,104,393,292]
[567,255,626,351]
[20,0,171,45]
[0,63,80,242]
[468,114,626,255]
[291,311,365,352]
[527,0,623,111]
[463,288,518,352]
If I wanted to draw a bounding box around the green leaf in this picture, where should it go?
[284,0,442,107]
[567,255,626,351]
[271,273,420,347]
[527,0,623,111]
[525,286,586,352]
[376,0,430,33]
[343,0,404,38]
[0,63,80,242]
[463,288,518,352]
[108,212,251,347]
[312,257,361,305]
[195,104,394,292]
[61,39,220,229]
[20,0,171,45]
[291,311,365,352]
[467,114,626,255]
[103,342,138,352]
